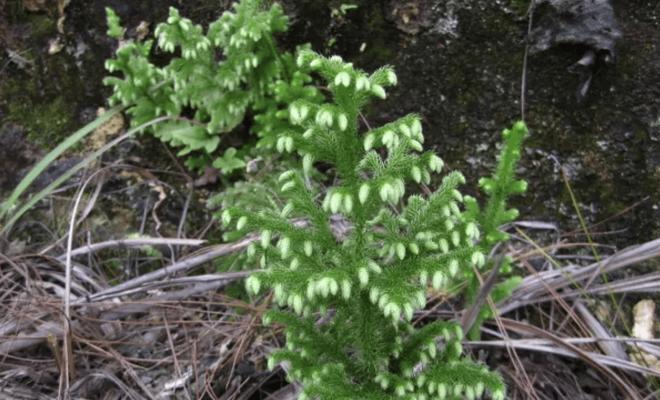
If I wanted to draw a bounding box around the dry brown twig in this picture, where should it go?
[2,208,659,399]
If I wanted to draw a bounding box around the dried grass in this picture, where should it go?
[1,161,658,399]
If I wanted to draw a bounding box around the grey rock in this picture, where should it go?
[529,0,622,101]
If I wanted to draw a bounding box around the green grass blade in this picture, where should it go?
[0,115,170,235]
[0,106,123,220]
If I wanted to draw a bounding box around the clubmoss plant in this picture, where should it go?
[463,118,528,339]
[222,49,528,399]
[104,0,528,395]
[104,0,321,170]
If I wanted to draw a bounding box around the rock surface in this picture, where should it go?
[0,0,658,246]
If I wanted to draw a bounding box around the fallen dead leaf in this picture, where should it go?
[48,37,64,54]
[87,107,126,150]
[629,299,659,373]
[56,0,70,33]
[136,21,150,41]
[633,299,655,340]
[23,0,47,12]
